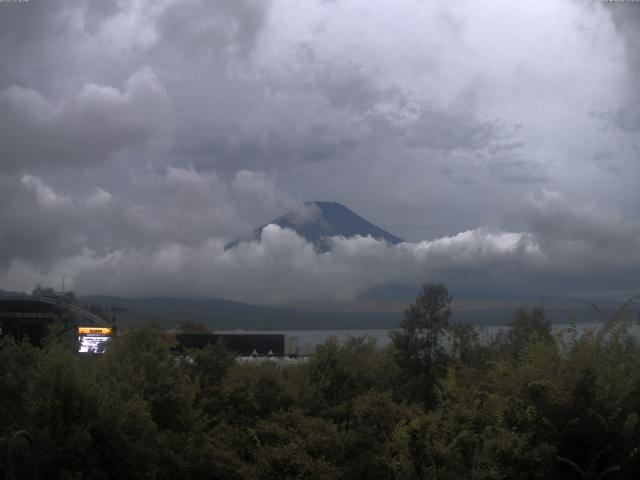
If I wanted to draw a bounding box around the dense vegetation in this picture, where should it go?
[2,285,640,479]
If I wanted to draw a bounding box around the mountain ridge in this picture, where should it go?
[74,292,625,330]
[226,201,404,251]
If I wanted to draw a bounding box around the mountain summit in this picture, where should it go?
[226,201,404,251]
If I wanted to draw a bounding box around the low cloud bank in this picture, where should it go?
[2,189,637,304]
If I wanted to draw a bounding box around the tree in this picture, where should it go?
[391,283,452,406]
[31,284,75,304]
[507,306,552,354]
[447,322,486,367]
[189,339,236,419]
[32,284,56,298]
[178,320,210,334]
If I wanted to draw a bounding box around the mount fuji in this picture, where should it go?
[226,201,404,251]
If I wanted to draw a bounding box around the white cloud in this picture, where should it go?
[21,174,71,208]
[13,192,627,303]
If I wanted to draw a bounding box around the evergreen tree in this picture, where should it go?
[391,283,452,407]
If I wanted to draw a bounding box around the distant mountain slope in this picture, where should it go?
[79,295,402,330]
[0,289,26,297]
[76,291,630,331]
[226,201,403,251]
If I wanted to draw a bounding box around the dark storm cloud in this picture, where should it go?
[589,3,640,133]
[0,0,638,300]
[155,0,271,59]
[403,110,500,153]
[0,0,121,92]
[604,2,640,72]
[175,121,358,172]
[589,109,640,134]
[523,191,640,268]
[313,63,388,114]
[0,175,79,268]
[0,168,295,271]
[0,68,169,172]
[70,191,640,303]
[610,110,640,134]
[591,150,621,174]
[487,159,546,185]
[0,0,273,174]
[153,1,510,174]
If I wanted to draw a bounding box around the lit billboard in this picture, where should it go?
[78,327,112,353]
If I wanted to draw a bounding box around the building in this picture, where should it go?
[175,332,300,357]
[0,294,106,345]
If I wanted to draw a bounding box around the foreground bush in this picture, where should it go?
[2,293,639,479]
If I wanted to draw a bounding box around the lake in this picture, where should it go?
[218,321,640,356]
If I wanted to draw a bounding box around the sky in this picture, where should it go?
[0,0,639,303]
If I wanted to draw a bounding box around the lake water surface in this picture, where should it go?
[219,322,640,355]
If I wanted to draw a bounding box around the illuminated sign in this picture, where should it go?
[78,326,112,354]
[78,327,112,335]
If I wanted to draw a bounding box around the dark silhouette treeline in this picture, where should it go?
[1,284,640,479]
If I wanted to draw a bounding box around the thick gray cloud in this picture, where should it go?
[0,67,170,172]
[587,2,640,133]
[155,0,271,59]
[0,0,638,302]
[0,168,295,269]
[605,2,640,73]
[47,190,640,303]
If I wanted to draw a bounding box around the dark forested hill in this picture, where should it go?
[78,295,402,330]
[77,291,629,330]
